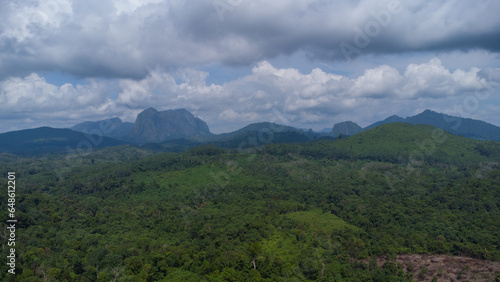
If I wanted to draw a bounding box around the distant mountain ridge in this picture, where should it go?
[71,117,133,138]
[69,108,213,144]
[206,122,302,142]
[325,110,500,141]
[0,127,127,156]
[2,108,500,157]
[364,110,500,141]
[128,108,212,144]
[321,122,500,165]
[69,108,500,144]
[201,122,310,148]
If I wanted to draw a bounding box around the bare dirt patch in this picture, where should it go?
[372,254,500,281]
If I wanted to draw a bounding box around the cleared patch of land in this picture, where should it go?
[371,254,500,281]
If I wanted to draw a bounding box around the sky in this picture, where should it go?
[1,0,500,134]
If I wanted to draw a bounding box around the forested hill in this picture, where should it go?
[0,123,499,281]
[0,127,128,157]
[365,109,500,141]
[305,123,500,165]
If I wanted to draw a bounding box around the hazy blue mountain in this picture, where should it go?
[71,117,134,138]
[128,108,212,144]
[205,122,304,142]
[318,127,333,133]
[3,108,500,157]
[364,115,405,130]
[0,127,127,156]
[365,109,500,141]
[331,121,363,137]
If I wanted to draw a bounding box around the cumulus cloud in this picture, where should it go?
[0,0,499,79]
[0,74,107,113]
[401,58,486,98]
[0,59,494,133]
[351,65,403,98]
[0,73,115,132]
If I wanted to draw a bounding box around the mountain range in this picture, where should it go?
[0,127,127,157]
[1,108,500,156]
[363,109,500,141]
[331,109,500,141]
[70,117,134,138]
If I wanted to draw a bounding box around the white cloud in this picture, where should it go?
[0,0,73,42]
[1,58,496,133]
[352,65,403,98]
[113,0,164,16]
[402,58,486,98]
[0,73,112,131]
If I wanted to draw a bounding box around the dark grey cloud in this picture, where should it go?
[479,68,500,82]
[1,0,499,80]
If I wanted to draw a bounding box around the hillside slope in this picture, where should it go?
[295,123,500,166]
[0,127,128,156]
[365,110,500,141]
[71,117,134,138]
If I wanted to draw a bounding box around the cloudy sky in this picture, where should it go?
[1,0,500,134]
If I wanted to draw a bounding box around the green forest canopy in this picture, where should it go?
[1,123,499,281]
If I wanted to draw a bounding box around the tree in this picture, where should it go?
[247,242,262,270]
